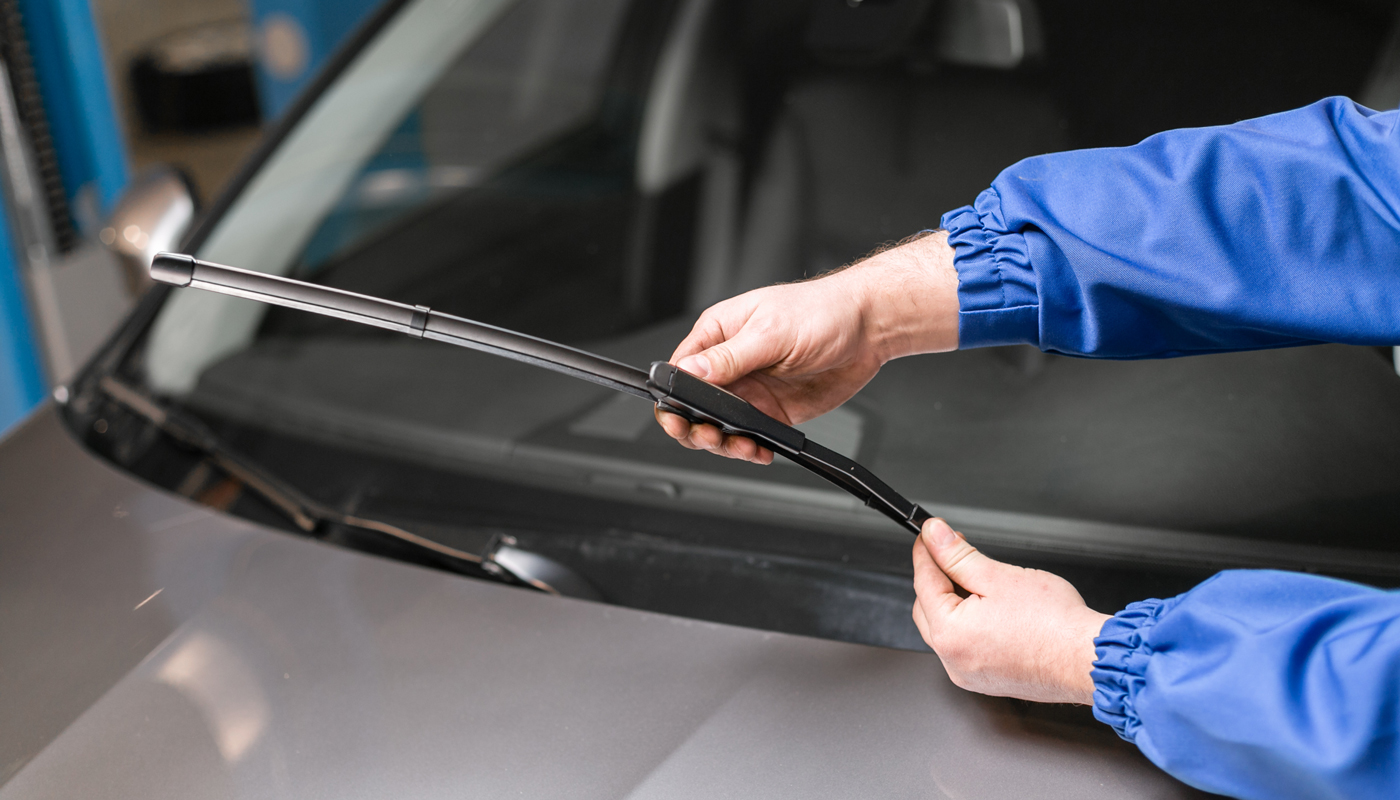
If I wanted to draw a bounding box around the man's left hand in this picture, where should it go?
[912,518,1111,705]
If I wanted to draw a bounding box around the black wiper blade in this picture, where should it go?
[96,375,601,598]
[151,253,933,535]
[98,374,481,559]
[151,253,652,399]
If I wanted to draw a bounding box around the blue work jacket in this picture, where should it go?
[941,97,1400,800]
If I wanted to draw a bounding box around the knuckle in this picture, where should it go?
[927,628,959,658]
[689,311,730,346]
[938,639,964,662]
[939,545,986,580]
[749,314,781,338]
[709,345,736,372]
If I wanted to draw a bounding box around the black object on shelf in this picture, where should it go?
[131,21,261,133]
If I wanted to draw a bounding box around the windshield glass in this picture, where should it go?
[139,0,1400,575]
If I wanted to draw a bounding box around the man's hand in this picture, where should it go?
[912,518,1110,705]
[657,231,959,464]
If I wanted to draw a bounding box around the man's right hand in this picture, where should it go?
[656,231,960,463]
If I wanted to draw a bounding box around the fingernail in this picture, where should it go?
[924,518,956,546]
[677,354,711,379]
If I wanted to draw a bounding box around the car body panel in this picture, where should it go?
[0,408,1207,798]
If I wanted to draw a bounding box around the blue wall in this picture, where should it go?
[19,0,129,212]
[0,187,44,433]
[0,0,128,435]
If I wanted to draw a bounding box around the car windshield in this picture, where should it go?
[133,0,1400,614]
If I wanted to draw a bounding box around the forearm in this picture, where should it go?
[841,230,960,361]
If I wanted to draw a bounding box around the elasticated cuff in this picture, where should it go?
[941,188,1041,349]
[1091,598,1174,742]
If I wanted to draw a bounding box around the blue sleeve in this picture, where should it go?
[941,97,1400,357]
[1092,570,1400,799]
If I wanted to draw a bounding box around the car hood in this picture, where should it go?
[0,407,1205,799]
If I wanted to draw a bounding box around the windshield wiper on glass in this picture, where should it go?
[95,374,599,599]
[151,252,933,535]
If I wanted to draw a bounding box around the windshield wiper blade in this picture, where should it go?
[151,253,933,535]
[98,374,476,553]
[96,375,600,597]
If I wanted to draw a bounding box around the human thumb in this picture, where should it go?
[921,518,1003,595]
[676,333,776,387]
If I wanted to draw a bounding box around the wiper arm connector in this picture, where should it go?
[152,253,932,535]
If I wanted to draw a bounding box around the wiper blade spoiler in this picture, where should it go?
[152,253,932,535]
[151,253,652,400]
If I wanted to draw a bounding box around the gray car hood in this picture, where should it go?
[0,408,1206,799]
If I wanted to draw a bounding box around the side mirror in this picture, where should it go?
[99,166,198,296]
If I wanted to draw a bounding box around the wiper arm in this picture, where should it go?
[152,253,933,535]
[96,375,599,598]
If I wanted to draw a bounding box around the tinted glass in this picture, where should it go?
[144,0,1400,576]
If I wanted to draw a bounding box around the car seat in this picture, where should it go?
[725,0,1067,300]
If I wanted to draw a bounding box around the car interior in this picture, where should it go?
[80,0,1400,654]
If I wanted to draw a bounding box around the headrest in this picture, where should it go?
[804,0,938,65]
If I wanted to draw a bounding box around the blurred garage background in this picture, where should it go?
[0,0,382,434]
